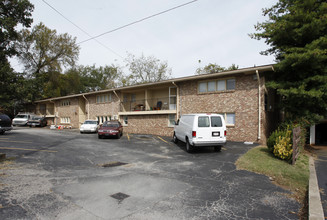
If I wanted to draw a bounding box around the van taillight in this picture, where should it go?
[192,131,196,137]
[224,130,227,136]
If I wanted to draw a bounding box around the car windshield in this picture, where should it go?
[84,121,97,124]
[103,123,119,128]
[16,115,28,119]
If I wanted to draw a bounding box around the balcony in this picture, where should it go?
[36,108,55,117]
[119,97,176,115]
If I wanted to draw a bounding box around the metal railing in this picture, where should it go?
[120,97,176,112]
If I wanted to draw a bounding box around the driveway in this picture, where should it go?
[0,128,300,219]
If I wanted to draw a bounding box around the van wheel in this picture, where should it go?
[186,138,193,153]
[173,132,178,144]
[214,146,222,152]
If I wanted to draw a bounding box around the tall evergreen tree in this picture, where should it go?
[251,0,327,123]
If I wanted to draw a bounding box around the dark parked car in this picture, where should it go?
[98,121,123,139]
[27,116,47,127]
[0,114,13,135]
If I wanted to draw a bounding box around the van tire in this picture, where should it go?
[214,145,222,152]
[186,138,193,153]
[173,132,178,144]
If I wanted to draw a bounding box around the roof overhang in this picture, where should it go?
[35,64,274,103]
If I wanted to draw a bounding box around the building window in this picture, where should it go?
[96,94,112,103]
[97,115,111,124]
[123,116,128,126]
[226,79,236,90]
[168,114,176,127]
[208,81,216,92]
[199,82,207,93]
[60,117,70,123]
[131,94,136,103]
[61,100,70,106]
[217,80,226,91]
[226,113,235,125]
[199,78,235,93]
[218,113,235,126]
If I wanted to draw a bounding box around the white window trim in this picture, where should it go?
[60,117,71,124]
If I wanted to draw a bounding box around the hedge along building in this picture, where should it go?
[32,64,277,143]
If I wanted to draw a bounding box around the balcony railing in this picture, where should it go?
[120,97,176,112]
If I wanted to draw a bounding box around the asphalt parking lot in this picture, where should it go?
[0,127,300,219]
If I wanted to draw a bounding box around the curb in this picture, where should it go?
[309,156,324,220]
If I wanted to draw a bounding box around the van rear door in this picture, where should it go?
[196,115,224,141]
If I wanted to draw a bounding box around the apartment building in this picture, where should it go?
[32,65,277,143]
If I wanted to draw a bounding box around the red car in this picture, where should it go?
[98,121,123,139]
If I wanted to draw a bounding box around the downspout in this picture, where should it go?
[256,70,261,140]
[82,95,89,120]
[172,82,180,119]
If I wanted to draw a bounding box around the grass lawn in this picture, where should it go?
[235,146,309,202]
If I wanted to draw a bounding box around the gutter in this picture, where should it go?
[256,70,261,140]
[82,95,89,120]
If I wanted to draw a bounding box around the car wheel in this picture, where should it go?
[173,132,178,144]
[98,135,102,139]
[117,132,121,139]
[0,131,5,135]
[214,145,222,152]
[80,131,83,134]
[186,138,193,153]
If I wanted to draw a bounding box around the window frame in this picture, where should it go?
[198,78,236,94]
[168,114,176,127]
[219,113,235,126]
[96,93,112,104]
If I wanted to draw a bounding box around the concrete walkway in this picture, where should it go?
[310,146,327,220]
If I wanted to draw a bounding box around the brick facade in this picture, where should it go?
[33,65,274,143]
[123,114,174,137]
[178,74,265,143]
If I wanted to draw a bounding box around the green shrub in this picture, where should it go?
[267,129,284,153]
[273,128,293,161]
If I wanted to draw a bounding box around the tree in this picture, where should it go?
[251,0,327,123]
[77,65,121,91]
[196,62,239,75]
[0,0,33,113]
[125,53,171,85]
[15,22,80,100]
[0,0,34,59]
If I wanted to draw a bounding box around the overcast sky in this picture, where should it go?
[11,0,278,78]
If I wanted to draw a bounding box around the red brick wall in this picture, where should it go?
[123,114,174,137]
[178,75,265,143]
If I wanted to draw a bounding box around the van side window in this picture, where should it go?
[211,116,222,127]
[198,116,210,127]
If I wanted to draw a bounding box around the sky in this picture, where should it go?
[11,0,278,78]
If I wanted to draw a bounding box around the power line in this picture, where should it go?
[77,0,199,45]
[41,0,124,59]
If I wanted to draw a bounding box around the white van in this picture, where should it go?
[173,113,226,152]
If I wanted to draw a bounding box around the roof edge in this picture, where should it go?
[35,64,275,103]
